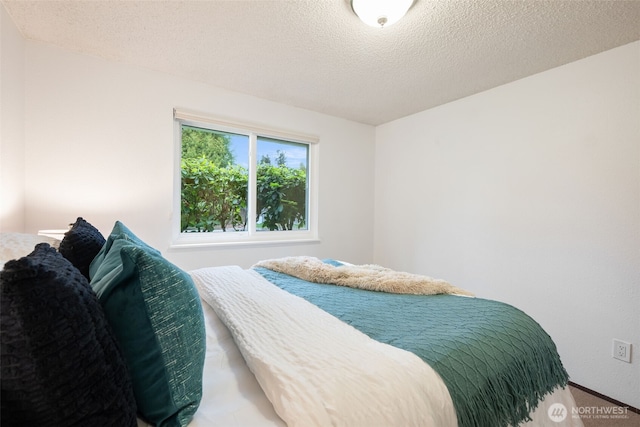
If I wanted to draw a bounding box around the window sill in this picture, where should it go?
[170,235,321,249]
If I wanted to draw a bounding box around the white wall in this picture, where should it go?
[374,41,640,408]
[21,42,375,270]
[0,5,25,231]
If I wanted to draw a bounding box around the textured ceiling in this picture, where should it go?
[3,0,640,125]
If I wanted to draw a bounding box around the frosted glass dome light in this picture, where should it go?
[351,0,415,28]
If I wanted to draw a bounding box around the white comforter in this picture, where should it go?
[191,266,458,427]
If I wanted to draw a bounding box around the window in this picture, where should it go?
[173,109,318,246]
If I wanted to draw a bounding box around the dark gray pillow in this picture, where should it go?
[0,243,137,426]
[59,217,106,280]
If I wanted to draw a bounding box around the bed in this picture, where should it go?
[1,219,584,427]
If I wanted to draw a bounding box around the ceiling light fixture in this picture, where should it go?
[351,0,415,28]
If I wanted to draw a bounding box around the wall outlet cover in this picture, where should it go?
[613,339,632,363]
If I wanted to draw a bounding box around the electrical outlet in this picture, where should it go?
[613,339,631,363]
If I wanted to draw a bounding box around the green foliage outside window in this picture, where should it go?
[256,163,307,231]
[181,126,307,232]
[181,158,248,232]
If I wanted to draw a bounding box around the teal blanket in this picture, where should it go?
[255,265,569,427]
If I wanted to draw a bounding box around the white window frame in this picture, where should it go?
[172,108,319,248]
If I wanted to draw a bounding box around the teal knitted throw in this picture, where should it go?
[255,265,569,427]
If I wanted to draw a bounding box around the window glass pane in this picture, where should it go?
[256,137,309,231]
[180,125,249,233]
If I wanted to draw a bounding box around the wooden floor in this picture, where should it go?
[569,386,640,427]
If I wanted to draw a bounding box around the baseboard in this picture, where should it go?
[569,381,639,415]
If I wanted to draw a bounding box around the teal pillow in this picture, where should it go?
[90,222,205,427]
[89,221,158,280]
